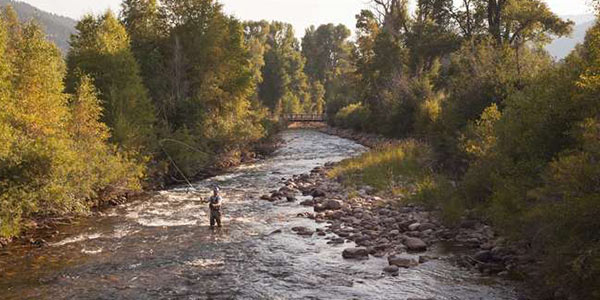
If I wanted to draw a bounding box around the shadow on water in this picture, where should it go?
[0,129,519,299]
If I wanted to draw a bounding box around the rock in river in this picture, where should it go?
[383,265,400,273]
[342,247,369,259]
[388,254,419,268]
[408,222,421,231]
[322,199,342,211]
[311,188,326,197]
[292,226,314,236]
[300,199,314,206]
[404,237,427,252]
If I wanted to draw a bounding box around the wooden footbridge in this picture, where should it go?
[282,114,326,122]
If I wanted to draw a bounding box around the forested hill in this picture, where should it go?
[0,0,75,53]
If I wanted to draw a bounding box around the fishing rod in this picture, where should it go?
[158,138,208,194]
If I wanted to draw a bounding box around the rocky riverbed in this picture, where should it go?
[261,151,536,293]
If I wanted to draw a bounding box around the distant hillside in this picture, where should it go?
[546,15,597,60]
[0,0,75,54]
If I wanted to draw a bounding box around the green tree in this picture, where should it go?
[309,80,326,114]
[248,21,312,114]
[67,11,157,151]
[157,0,265,173]
[0,9,144,238]
[121,0,170,121]
[302,24,353,83]
[68,74,144,201]
[0,19,83,235]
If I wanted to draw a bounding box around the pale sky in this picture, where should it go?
[21,0,594,37]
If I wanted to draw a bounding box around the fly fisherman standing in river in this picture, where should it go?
[207,186,223,229]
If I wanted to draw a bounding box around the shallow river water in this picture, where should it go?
[0,129,520,300]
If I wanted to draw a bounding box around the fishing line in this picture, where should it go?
[158,138,209,194]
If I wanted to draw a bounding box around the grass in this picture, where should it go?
[328,139,463,223]
[329,140,434,195]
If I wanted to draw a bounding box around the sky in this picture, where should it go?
[20,0,594,37]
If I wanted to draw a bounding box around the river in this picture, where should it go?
[0,129,519,299]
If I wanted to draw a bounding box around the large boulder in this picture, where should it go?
[299,199,314,206]
[292,226,314,236]
[474,250,493,263]
[322,199,342,211]
[311,188,327,197]
[388,254,419,268]
[418,223,437,231]
[408,222,421,231]
[383,265,400,274]
[404,237,427,252]
[342,247,369,259]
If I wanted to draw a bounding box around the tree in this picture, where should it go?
[302,23,352,83]
[68,74,144,200]
[0,9,144,238]
[0,12,13,166]
[0,20,75,236]
[155,0,265,173]
[447,0,488,39]
[301,23,355,115]
[243,20,270,103]
[121,0,169,121]
[407,0,459,75]
[248,21,313,114]
[309,80,326,114]
[67,11,157,151]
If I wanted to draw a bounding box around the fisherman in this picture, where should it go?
[208,186,223,229]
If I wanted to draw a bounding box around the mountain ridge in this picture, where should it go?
[0,0,76,54]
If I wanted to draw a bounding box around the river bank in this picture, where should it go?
[319,126,397,148]
[292,126,540,298]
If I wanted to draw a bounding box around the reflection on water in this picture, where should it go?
[0,129,518,299]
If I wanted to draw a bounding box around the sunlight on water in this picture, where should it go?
[81,248,103,255]
[184,258,225,268]
[50,233,102,247]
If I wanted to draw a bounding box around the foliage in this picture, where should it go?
[120,1,271,179]
[333,103,370,131]
[244,21,317,114]
[320,0,600,297]
[302,23,355,115]
[329,140,435,193]
[0,11,143,238]
[67,11,157,152]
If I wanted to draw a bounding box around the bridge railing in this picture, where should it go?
[282,114,326,122]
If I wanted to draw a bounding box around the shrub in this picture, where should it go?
[329,140,434,194]
[333,102,370,131]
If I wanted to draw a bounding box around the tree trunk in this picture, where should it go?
[487,0,505,44]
